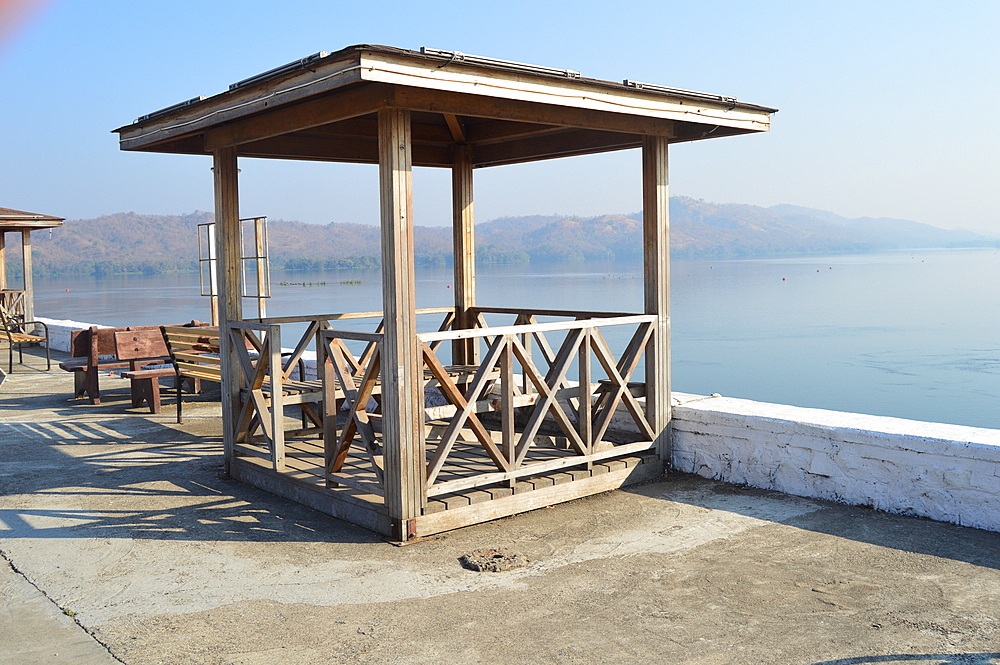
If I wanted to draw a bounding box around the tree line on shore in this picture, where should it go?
[4,199,993,277]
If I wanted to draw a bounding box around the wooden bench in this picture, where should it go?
[117,329,197,414]
[161,326,222,424]
[163,325,310,425]
[59,321,207,404]
[120,365,175,413]
[0,301,49,373]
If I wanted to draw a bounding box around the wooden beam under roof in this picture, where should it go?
[135,135,209,156]
[201,84,391,151]
[304,116,455,144]
[668,122,748,143]
[443,114,466,143]
[463,119,567,145]
[176,83,678,156]
[306,114,570,148]
[138,113,632,162]
[472,128,641,168]
[236,134,452,167]
[392,87,677,138]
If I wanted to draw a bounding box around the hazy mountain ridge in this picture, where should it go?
[5,199,995,276]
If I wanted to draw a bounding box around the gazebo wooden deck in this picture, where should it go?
[115,45,774,541]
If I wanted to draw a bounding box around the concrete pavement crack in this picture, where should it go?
[1,548,127,664]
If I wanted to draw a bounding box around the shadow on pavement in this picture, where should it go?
[810,654,1000,664]
[0,415,380,546]
[625,475,1000,573]
[5,352,1000,561]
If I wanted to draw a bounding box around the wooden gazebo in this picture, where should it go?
[0,207,64,324]
[115,45,774,541]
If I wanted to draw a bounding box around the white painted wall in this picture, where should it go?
[36,316,325,373]
[667,392,1000,533]
[36,318,94,353]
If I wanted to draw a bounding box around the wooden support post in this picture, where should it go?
[500,341,515,466]
[267,325,284,471]
[0,233,6,290]
[206,223,220,327]
[213,147,244,468]
[451,143,477,365]
[20,231,33,324]
[642,136,672,464]
[378,108,424,535]
[579,328,592,454]
[255,217,267,320]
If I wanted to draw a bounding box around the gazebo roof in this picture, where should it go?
[0,207,64,232]
[114,44,775,168]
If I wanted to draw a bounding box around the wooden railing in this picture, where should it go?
[229,307,455,473]
[418,311,657,496]
[0,290,26,323]
[318,308,657,501]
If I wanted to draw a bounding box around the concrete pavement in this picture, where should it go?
[2,347,999,665]
[1,554,120,664]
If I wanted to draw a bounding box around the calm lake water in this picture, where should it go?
[32,248,1000,430]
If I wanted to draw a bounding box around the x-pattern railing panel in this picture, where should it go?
[318,330,384,466]
[423,336,511,487]
[509,331,588,465]
[228,322,286,471]
[316,309,459,497]
[418,311,658,494]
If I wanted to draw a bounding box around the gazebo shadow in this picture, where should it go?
[809,654,1000,665]
[623,477,1000,573]
[0,347,222,418]
[0,415,380,545]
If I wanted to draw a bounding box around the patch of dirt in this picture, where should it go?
[459,548,529,572]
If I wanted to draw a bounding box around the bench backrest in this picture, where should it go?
[70,325,161,358]
[0,302,15,332]
[0,303,19,342]
[114,329,170,361]
[69,321,211,359]
[161,326,223,383]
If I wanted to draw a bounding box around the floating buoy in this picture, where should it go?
[447,285,452,288]
[782,278,786,281]
[65,289,70,292]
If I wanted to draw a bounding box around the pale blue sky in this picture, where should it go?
[1,0,997,233]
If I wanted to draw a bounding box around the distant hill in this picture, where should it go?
[5,199,995,276]
[5,211,215,277]
[477,198,995,261]
[768,203,990,247]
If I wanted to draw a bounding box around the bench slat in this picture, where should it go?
[177,369,221,382]
[176,361,221,375]
[8,333,46,343]
[174,354,219,364]
[122,368,177,379]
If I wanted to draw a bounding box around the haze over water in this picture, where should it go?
[34,248,1000,430]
